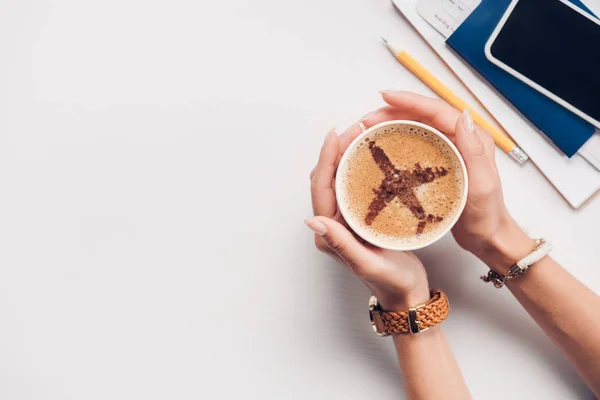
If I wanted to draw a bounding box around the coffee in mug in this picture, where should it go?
[336,121,468,251]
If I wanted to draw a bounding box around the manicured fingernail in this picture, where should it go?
[323,128,337,143]
[462,109,474,133]
[304,218,327,236]
[360,111,377,122]
[379,89,403,95]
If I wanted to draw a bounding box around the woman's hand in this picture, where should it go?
[307,104,473,400]
[378,91,535,271]
[307,118,430,311]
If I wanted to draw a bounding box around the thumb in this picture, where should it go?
[455,110,494,192]
[305,216,377,276]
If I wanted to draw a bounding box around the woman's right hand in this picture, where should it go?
[377,91,535,271]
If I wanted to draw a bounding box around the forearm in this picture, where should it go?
[393,327,471,400]
[508,259,600,395]
[479,220,600,396]
[385,290,470,400]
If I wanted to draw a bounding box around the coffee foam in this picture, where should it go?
[338,123,465,248]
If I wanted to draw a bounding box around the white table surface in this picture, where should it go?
[1,0,600,399]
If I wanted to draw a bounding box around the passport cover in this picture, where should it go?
[446,0,595,157]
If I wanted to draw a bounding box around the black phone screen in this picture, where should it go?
[489,0,600,123]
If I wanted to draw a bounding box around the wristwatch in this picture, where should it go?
[368,289,450,336]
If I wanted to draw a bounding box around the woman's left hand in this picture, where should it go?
[307,113,430,311]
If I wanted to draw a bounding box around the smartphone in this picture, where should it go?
[485,0,600,129]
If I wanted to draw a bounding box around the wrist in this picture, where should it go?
[476,216,536,274]
[376,285,431,311]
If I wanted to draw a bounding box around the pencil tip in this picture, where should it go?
[381,37,388,45]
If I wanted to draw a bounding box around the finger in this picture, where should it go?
[305,216,378,277]
[311,129,340,217]
[455,110,496,196]
[381,91,462,136]
[314,235,344,264]
[477,126,498,165]
[338,116,371,153]
[360,106,422,130]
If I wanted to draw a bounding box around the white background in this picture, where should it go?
[1,0,600,398]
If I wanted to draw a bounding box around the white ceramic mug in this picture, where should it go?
[335,120,469,251]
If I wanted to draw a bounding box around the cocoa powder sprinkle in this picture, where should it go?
[365,141,449,235]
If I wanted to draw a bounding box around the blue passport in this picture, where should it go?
[446,0,595,157]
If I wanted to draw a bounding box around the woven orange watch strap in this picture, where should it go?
[380,289,450,334]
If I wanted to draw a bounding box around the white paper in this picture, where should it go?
[580,134,600,170]
[416,0,482,38]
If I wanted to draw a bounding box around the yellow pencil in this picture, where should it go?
[382,37,528,164]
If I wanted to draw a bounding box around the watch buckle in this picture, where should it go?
[408,303,429,334]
